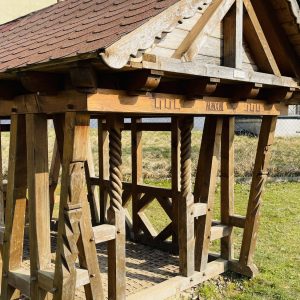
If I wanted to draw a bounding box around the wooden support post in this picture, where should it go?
[1,115,27,299]
[171,117,180,250]
[49,140,60,220]
[132,118,143,240]
[237,116,277,277]
[98,118,109,224]
[220,117,235,260]
[53,112,104,300]
[26,113,51,299]
[107,115,126,300]
[194,116,223,272]
[0,122,3,287]
[178,116,194,277]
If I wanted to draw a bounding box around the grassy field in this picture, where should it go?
[144,181,300,300]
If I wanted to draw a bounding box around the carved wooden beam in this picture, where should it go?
[215,83,262,100]
[19,71,63,94]
[263,87,295,103]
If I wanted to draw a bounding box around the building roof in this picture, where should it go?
[0,0,299,73]
[0,0,179,72]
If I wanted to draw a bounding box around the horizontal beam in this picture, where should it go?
[137,56,300,88]
[210,225,231,241]
[87,89,287,116]
[0,88,288,116]
[93,224,116,244]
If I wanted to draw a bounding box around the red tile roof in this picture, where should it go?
[0,0,179,72]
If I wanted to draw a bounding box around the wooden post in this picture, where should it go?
[53,112,104,300]
[49,140,60,220]
[1,115,27,299]
[238,116,277,277]
[194,116,223,272]
[107,115,126,300]
[0,122,3,288]
[220,117,235,260]
[132,117,143,240]
[178,116,194,277]
[171,117,180,250]
[98,118,109,224]
[26,113,51,299]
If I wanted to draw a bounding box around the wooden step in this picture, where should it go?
[210,225,231,241]
[8,267,90,296]
[93,224,116,244]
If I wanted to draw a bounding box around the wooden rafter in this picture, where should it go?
[173,0,235,61]
[243,0,281,76]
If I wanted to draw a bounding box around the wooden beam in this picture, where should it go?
[126,70,162,93]
[223,0,243,68]
[185,78,220,99]
[139,56,299,88]
[0,80,25,99]
[70,65,98,93]
[87,89,287,116]
[26,113,51,299]
[243,0,281,76]
[238,116,277,277]
[173,0,235,61]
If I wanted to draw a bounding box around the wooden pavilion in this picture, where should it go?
[0,0,299,299]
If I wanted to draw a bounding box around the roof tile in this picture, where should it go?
[0,0,180,72]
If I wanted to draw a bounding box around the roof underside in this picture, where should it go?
[0,0,299,74]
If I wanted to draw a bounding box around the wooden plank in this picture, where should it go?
[223,0,243,68]
[194,116,223,272]
[7,268,30,296]
[243,0,281,76]
[93,224,116,244]
[192,203,208,218]
[127,259,228,300]
[140,56,299,88]
[26,113,51,300]
[220,117,235,260]
[88,89,287,116]
[238,116,277,277]
[173,0,235,61]
[1,114,27,300]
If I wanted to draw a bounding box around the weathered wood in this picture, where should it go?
[220,117,235,260]
[229,215,246,228]
[26,113,51,300]
[107,115,126,300]
[223,0,243,68]
[98,118,109,224]
[53,112,104,300]
[238,116,277,277]
[173,0,235,61]
[93,224,116,244]
[1,114,27,299]
[178,116,194,277]
[0,123,4,225]
[194,116,223,272]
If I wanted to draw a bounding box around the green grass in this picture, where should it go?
[143,181,300,300]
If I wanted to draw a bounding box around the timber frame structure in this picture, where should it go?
[0,0,300,299]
